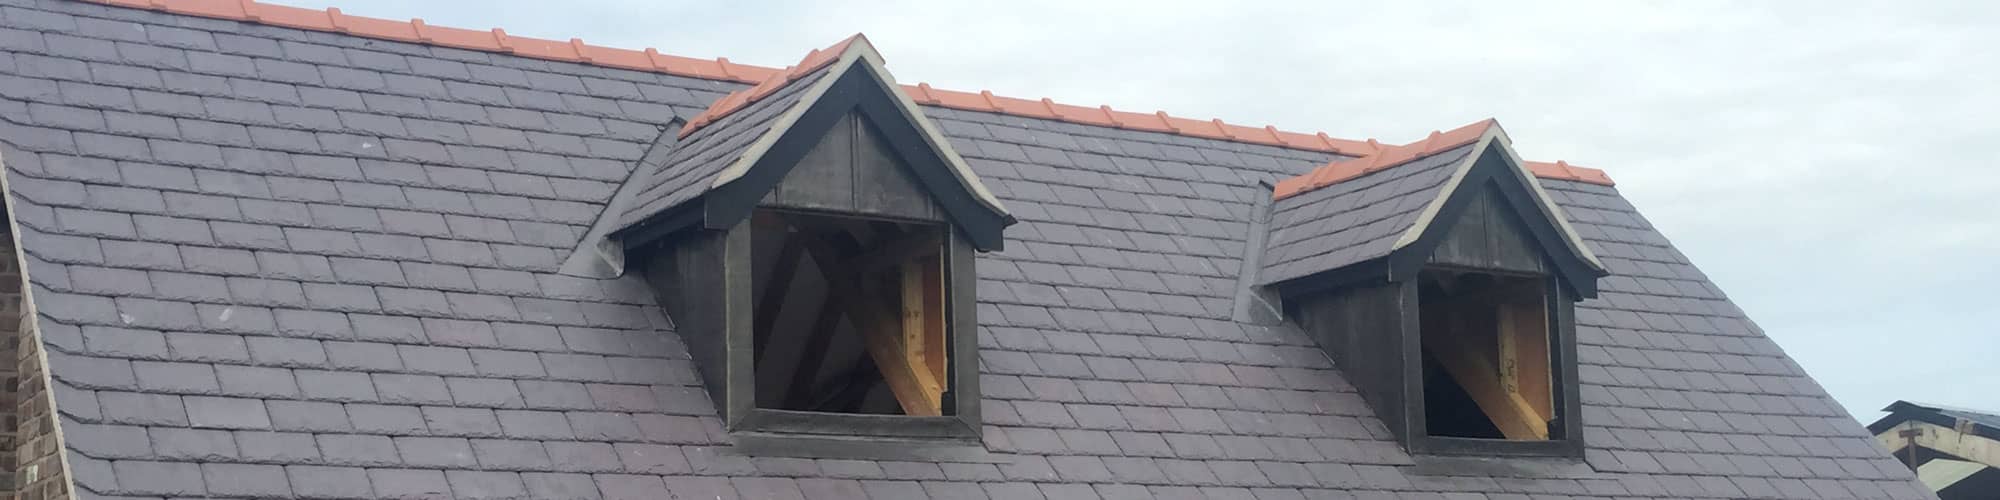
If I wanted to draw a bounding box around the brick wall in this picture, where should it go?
[4,214,68,500]
[0,222,18,497]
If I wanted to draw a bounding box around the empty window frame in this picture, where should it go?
[1417,268,1558,440]
[747,209,953,416]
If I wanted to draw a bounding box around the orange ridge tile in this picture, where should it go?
[80,0,1392,155]
[95,1,1619,188]
[1272,119,1615,201]
[677,35,862,138]
[1526,161,1614,186]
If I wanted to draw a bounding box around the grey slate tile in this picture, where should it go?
[67,422,153,459]
[317,433,399,467]
[201,462,291,497]
[97,391,187,426]
[367,468,454,499]
[146,428,240,462]
[343,403,425,434]
[421,405,504,437]
[112,460,206,496]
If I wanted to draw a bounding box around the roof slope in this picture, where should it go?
[0,1,1932,499]
[72,0,1392,155]
[1260,142,1472,285]
[614,49,836,230]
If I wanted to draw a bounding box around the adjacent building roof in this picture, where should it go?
[0,1,1933,499]
[1868,401,2000,499]
[1872,401,2000,436]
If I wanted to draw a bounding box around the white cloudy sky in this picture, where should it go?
[272,0,1999,419]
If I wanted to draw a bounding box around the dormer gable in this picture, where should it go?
[609,35,1013,251]
[1260,119,1607,457]
[603,36,1013,456]
[1262,119,1605,297]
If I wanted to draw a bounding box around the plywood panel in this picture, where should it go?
[1485,188,1545,273]
[854,115,941,221]
[1429,183,1545,274]
[641,225,744,423]
[1429,186,1491,267]
[1295,281,1413,440]
[768,114,857,211]
[763,112,943,221]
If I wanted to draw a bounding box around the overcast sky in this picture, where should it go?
[270,0,1997,420]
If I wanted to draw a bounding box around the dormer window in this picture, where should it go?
[604,36,1012,455]
[1260,120,1603,457]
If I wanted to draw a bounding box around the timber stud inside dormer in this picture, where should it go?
[611,35,1012,455]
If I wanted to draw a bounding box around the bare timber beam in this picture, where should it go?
[1428,343,1548,440]
[800,236,943,416]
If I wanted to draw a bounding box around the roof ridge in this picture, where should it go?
[677,35,861,138]
[1273,119,1613,200]
[78,0,1381,154]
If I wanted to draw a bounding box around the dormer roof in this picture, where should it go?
[608,35,1012,250]
[1261,119,1607,296]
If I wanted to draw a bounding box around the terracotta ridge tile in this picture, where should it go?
[1526,160,1615,185]
[80,0,1387,155]
[1272,119,1614,201]
[676,35,862,138]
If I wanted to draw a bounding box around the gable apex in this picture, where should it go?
[609,35,1014,251]
[1259,120,1606,297]
[1386,125,1608,293]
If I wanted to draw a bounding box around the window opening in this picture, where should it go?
[1418,269,1555,440]
[748,209,949,416]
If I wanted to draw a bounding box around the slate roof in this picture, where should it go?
[1260,118,1604,288]
[614,58,832,231]
[0,1,1934,499]
[1259,142,1470,285]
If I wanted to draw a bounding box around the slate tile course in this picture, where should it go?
[0,0,1928,498]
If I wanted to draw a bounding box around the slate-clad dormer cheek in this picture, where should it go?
[603,36,1013,456]
[1259,120,1607,457]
